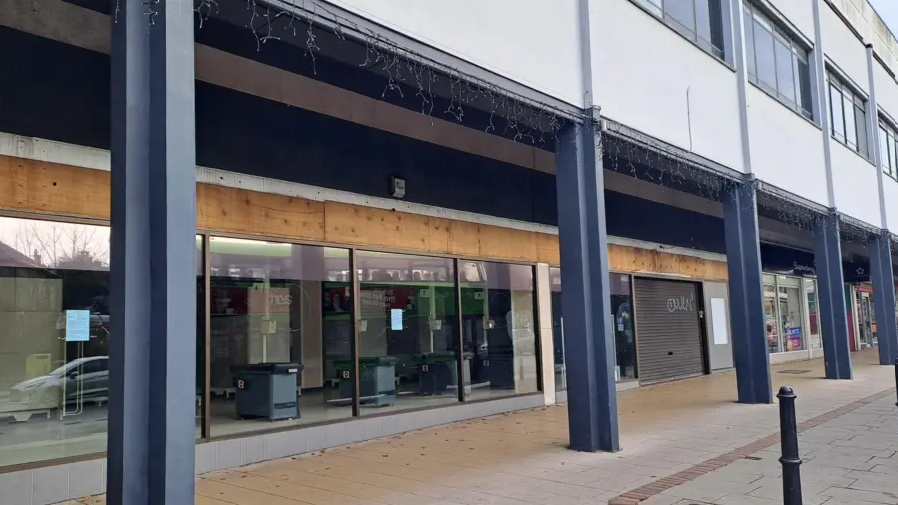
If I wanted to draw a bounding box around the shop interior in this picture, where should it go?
[550,268,636,390]
[207,244,539,437]
[853,284,877,350]
[764,274,807,354]
[0,217,117,467]
[0,217,540,466]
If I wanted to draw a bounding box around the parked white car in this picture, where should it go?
[7,356,109,411]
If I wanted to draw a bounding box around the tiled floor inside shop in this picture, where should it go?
[43,349,898,505]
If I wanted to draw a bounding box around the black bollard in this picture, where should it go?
[778,386,803,505]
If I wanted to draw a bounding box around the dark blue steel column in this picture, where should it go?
[108,1,197,504]
[555,112,619,452]
[814,214,853,379]
[722,180,772,404]
[870,233,898,365]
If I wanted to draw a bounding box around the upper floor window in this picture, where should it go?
[879,119,898,178]
[828,73,868,157]
[634,0,725,59]
[743,2,813,119]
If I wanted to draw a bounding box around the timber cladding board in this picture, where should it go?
[197,184,325,240]
[0,155,111,219]
[0,155,727,279]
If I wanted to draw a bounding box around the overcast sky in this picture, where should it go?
[869,0,898,38]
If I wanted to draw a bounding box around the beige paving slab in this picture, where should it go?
[641,382,898,505]
[819,485,898,504]
[59,349,897,505]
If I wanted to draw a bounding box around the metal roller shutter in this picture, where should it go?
[634,278,704,384]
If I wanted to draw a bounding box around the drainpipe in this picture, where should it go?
[812,0,837,209]
[578,0,596,112]
[730,0,754,175]
[866,44,889,231]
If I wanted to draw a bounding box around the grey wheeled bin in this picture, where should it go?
[334,357,397,407]
[231,363,301,421]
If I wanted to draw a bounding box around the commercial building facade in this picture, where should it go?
[1,0,898,504]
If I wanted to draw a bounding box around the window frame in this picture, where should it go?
[879,116,898,180]
[743,1,815,121]
[827,71,870,159]
[631,0,729,64]
[198,235,545,432]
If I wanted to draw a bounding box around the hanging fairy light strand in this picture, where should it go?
[127,0,872,245]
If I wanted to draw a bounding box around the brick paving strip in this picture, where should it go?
[607,386,898,505]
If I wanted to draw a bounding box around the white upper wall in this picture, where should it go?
[768,0,815,40]
[747,86,829,203]
[875,60,898,122]
[590,0,743,171]
[884,177,898,229]
[830,142,882,227]
[322,0,584,106]
[321,0,898,231]
[822,5,869,91]
[827,0,898,74]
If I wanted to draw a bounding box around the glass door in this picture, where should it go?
[805,278,821,350]
[549,268,565,391]
[777,276,806,352]
[763,274,808,354]
[763,274,780,353]
[857,291,875,349]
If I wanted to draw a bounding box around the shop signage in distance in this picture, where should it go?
[792,262,815,274]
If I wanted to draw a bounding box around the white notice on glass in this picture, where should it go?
[390,309,403,330]
[710,297,729,345]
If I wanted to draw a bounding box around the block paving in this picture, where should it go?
[57,349,897,505]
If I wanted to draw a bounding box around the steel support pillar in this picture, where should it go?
[723,181,772,404]
[107,1,197,504]
[870,233,898,365]
[555,114,619,452]
[814,214,853,379]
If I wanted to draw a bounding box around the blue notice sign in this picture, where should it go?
[65,310,90,342]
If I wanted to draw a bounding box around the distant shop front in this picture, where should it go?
[550,245,733,391]
[759,243,884,363]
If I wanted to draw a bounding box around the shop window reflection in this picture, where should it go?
[356,251,459,413]
[460,261,538,399]
[549,269,636,389]
[196,235,205,437]
[207,237,353,437]
[0,217,111,468]
[777,276,806,352]
[611,274,636,381]
[805,278,821,350]
[549,268,564,390]
[763,274,779,353]
[764,274,808,353]
[855,287,876,349]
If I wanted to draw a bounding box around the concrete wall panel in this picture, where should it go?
[831,142,882,227]
[324,0,584,106]
[823,5,869,91]
[747,87,828,202]
[592,0,744,171]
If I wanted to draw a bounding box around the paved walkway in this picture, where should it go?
[62,349,897,505]
[638,392,898,505]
